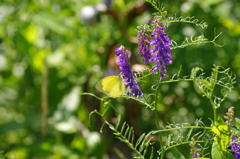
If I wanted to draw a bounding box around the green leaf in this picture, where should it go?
[226,151,235,159]
[211,65,219,83]
[235,118,240,124]
[120,122,126,133]
[113,132,121,136]
[135,133,145,148]
[211,140,222,159]
[190,67,203,79]
[186,128,193,141]
[166,134,172,147]
[171,147,185,159]
[212,117,229,135]
[200,79,212,91]
[234,118,240,130]
[116,115,121,129]
[124,124,130,137]
[139,136,148,153]
[211,144,234,159]
[149,147,154,159]
[211,117,231,157]
[127,127,133,140]
[109,124,115,131]
[177,65,182,77]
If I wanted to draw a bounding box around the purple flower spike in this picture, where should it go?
[137,20,172,79]
[138,30,151,64]
[115,45,143,97]
[231,136,240,159]
[149,21,172,79]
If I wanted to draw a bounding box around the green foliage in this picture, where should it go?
[86,1,240,158]
[110,120,154,159]
[89,64,237,158]
[1,0,240,158]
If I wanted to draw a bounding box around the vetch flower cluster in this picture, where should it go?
[138,20,172,79]
[224,106,234,128]
[189,139,202,158]
[115,45,143,97]
[115,19,172,96]
[231,136,240,159]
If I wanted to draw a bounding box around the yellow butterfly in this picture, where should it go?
[95,75,125,98]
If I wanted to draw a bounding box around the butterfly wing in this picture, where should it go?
[96,76,125,98]
[106,76,125,97]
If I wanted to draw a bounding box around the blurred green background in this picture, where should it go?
[0,0,240,158]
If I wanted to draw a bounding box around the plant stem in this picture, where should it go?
[210,99,217,123]
[210,65,218,123]
[41,52,49,140]
[154,79,165,158]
